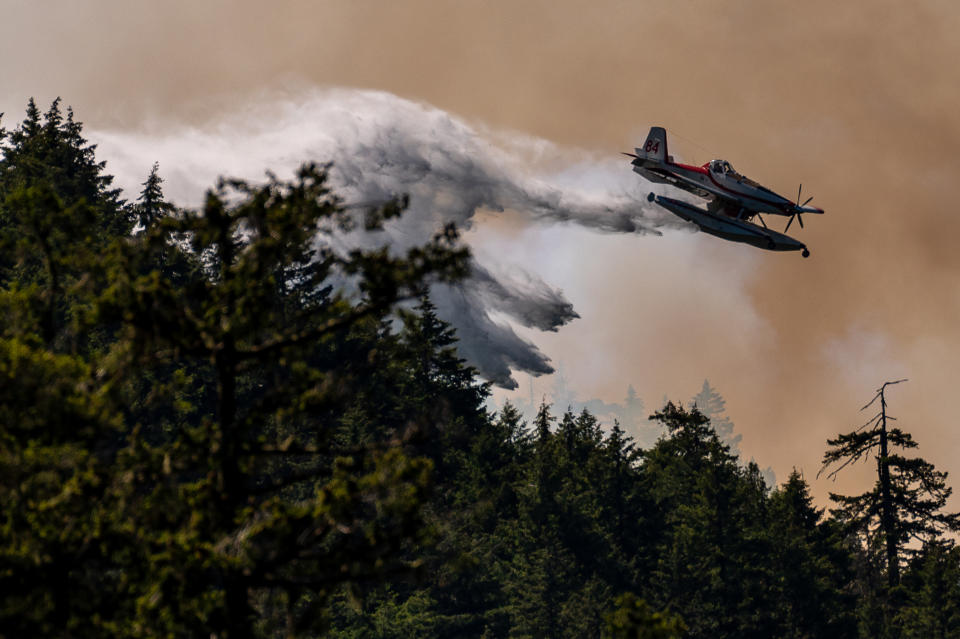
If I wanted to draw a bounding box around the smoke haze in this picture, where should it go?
[4,0,960,505]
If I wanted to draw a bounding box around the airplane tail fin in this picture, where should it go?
[636,126,668,163]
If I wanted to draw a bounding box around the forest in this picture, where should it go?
[1,99,959,639]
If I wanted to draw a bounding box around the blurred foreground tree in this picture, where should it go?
[96,164,468,637]
[0,94,471,638]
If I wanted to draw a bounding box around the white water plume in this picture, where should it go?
[95,88,678,388]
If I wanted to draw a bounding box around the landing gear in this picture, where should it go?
[647,192,656,202]
[801,248,810,258]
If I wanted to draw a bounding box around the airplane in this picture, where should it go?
[626,127,823,257]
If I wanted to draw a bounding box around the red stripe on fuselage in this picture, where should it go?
[671,162,709,175]
[664,161,787,209]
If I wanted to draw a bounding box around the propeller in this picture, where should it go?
[785,184,814,233]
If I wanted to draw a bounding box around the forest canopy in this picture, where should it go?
[1,100,958,639]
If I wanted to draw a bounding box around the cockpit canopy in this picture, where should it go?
[709,159,737,176]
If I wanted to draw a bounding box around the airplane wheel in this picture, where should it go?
[802,248,810,258]
[647,192,655,202]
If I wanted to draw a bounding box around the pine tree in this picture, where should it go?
[820,381,960,590]
[641,402,778,637]
[896,540,960,638]
[0,98,126,233]
[0,158,471,636]
[690,379,740,455]
[134,161,174,230]
[0,100,130,349]
[605,593,686,639]
[0,338,133,636]
[767,470,858,637]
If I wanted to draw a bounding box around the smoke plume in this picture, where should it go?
[95,88,677,388]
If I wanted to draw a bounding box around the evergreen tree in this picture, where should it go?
[821,380,960,636]
[820,381,960,589]
[0,149,470,636]
[0,98,126,235]
[0,338,133,636]
[10,97,960,639]
[767,470,857,637]
[641,402,778,637]
[619,384,658,447]
[605,593,685,639]
[896,540,960,638]
[134,161,174,230]
[0,99,131,350]
[690,379,740,455]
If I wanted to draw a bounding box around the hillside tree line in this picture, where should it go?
[1,100,959,638]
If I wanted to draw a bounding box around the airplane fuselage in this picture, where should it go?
[632,158,820,218]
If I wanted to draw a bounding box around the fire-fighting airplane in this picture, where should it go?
[626,127,823,257]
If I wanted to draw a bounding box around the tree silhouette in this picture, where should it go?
[820,380,960,593]
[691,379,740,455]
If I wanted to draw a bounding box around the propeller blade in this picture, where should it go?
[798,213,804,229]
[801,195,814,207]
[785,215,795,233]
[797,184,802,206]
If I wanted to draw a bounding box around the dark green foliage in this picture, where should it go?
[0,98,127,237]
[896,541,960,638]
[767,470,858,637]
[0,338,131,637]
[639,403,777,637]
[820,381,960,637]
[134,161,174,230]
[821,382,960,589]
[605,593,685,639]
[95,164,469,637]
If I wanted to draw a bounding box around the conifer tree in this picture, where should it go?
[134,161,174,230]
[97,164,468,636]
[896,541,960,638]
[0,148,471,636]
[641,402,777,637]
[690,379,740,454]
[820,380,960,591]
[0,98,126,233]
[767,470,857,637]
[0,100,131,349]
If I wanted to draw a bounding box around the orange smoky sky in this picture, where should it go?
[4,0,960,505]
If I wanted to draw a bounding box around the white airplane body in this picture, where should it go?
[627,127,823,257]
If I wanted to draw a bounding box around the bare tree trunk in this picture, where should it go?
[877,387,899,588]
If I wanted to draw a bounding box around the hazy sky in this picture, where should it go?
[4,0,960,505]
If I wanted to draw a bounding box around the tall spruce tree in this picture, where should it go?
[134,161,174,230]
[690,379,740,455]
[767,470,857,637]
[0,98,126,234]
[896,540,960,638]
[0,99,130,349]
[641,402,779,637]
[820,380,960,591]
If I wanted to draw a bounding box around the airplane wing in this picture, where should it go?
[634,163,715,199]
